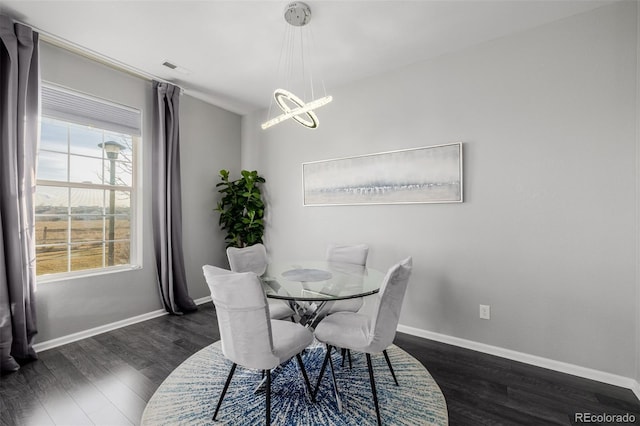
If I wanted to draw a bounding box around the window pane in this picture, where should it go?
[36,151,67,181]
[40,119,68,152]
[70,188,104,214]
[70,242,104,271]
[69,124,103,158]
[36,216,68,245]
[71,216,103,243]
[36,245,68,275]
[114,190,131,213]
[35,186,68,214]
[104,133,133,156]
[112,160,132,187]
[69,154,103,184]
[112,241,130,266]
[105,215,130,241]
[112,215,130,240]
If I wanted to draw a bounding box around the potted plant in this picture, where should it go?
[215,169,266,248]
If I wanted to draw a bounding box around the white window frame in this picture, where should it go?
[36,83,143,283]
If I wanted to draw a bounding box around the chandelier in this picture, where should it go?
[261,2,333,130]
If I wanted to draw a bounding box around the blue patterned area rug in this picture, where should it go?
[141,341,448,425]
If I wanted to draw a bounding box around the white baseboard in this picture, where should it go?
[397,324,640,399]
[33,309,168,352]
[630,380,640,402]
[34,295,214,353]
[194,295,212,305]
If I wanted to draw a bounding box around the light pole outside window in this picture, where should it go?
[98,141,125,266]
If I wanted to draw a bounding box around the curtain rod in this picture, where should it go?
[13,18,183,92]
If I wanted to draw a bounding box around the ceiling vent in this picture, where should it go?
[162,60,191,75]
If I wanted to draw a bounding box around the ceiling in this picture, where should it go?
[0,0,614,115]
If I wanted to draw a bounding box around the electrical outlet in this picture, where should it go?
[479,304,491,320]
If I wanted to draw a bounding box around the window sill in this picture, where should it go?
[36,264,142,284]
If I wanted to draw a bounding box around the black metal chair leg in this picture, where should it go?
[383,349,398,386]
[213,363,237,420]
[296,353,313,396]
[313,345,333,402]
[366,353,382,425]
[265,369,271,425]
[340,348,353,369]
[327,345,343,412]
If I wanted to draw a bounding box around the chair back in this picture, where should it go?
[227,243,268,275]
[368,257,413,353]
[202,265,279,370]
[326,243,369,266]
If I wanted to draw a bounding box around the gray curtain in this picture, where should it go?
[0,16,39,375]
[151,81,196,314]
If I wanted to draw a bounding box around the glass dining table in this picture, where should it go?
[260,260,386,409]
[261,260,386,326]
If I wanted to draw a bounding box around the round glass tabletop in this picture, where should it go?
[262,260,386,301]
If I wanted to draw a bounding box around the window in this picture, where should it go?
[35,84,141,279]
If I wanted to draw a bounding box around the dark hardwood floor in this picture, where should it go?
[1,303,639,425]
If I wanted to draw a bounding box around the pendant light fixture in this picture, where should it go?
[261,2,333,130]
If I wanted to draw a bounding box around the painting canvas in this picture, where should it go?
[302,143,463,206]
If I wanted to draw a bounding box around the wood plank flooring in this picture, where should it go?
[1,303,639,425]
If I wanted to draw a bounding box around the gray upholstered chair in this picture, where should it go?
[202,265,313,425]
[226,243,295,320]
[313,244,369,366]
[312,257,413,425]
[314,243,369,317]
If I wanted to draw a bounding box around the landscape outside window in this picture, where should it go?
[35,116,134,276]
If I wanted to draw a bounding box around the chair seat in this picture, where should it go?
[317,298,364,317]
[331,298,364,313]
[271,320,314,364]
[268,299,295,320]
[314,312,372,352]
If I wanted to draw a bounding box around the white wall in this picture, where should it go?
[242,1,638,377]
[36,43,241,343]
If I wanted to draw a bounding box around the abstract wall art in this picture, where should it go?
[302,143,463,206]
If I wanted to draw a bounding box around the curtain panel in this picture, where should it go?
[0,15,39,374]
[151,81,196,315]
